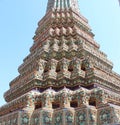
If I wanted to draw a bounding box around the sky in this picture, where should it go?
[0,0,120,106]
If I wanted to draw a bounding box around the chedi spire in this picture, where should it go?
[0,0,120,125]
[46,0,80,13]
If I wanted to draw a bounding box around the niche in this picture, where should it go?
[81,63,86,71]
[89,98,96,107]
[44,64,49,73]
[35,103,42,110]
[56,64,60,73]
[70,101,78,108]
[52,102,60,109]
[68,64,73,72]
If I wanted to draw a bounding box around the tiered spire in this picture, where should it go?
[46,0,80,13]
[3,0,114,103]
[0,0,120,125]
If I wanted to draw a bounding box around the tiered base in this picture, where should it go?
[0,104,120,125]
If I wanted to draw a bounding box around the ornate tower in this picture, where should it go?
[0,0,120,124]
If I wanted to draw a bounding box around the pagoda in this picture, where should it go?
[0,0,120,125]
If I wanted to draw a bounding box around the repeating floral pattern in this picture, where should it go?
[54,112,63,125]
[100,110,111,124]
[43,111,52,125]
[76,110,86,125]
[21,114,29,125]
[89,109,97,125]
[66,111,74,124]
[32,116,39,125]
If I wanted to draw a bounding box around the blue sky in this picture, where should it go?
[0,0,120,106]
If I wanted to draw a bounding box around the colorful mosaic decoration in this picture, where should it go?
[0,0,120,124]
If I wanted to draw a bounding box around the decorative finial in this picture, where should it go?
[46,0,80,13]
